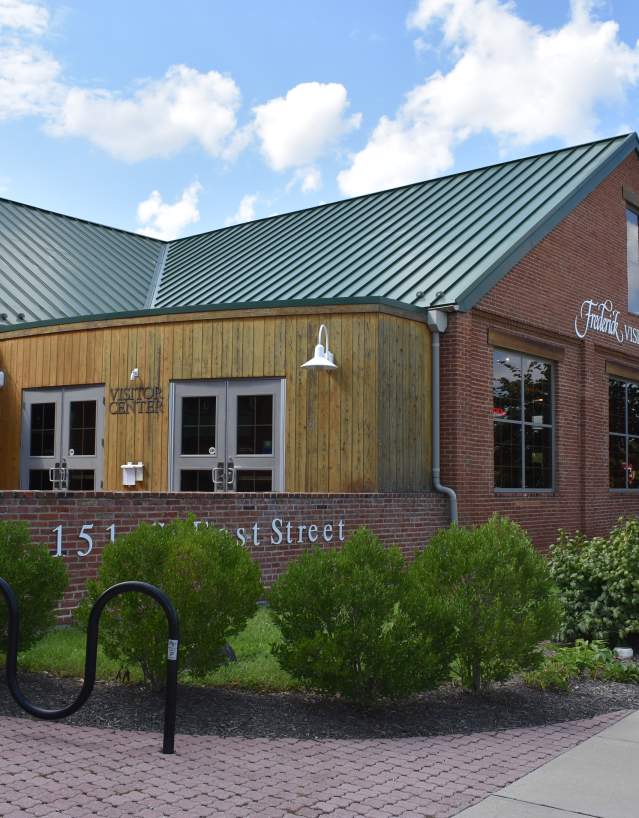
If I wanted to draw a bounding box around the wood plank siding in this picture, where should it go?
[0,306,432,492]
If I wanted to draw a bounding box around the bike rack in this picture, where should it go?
[0,578,180,754]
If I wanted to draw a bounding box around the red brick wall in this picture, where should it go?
[0,490,448,622]
[440,150,639,547]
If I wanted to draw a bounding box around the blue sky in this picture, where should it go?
[1,0,638,239]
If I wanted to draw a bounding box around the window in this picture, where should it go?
[609,377,639,489]
[493,350,553,490]
[628,209,639,314]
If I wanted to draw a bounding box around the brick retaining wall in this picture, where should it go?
[0,490,449,623]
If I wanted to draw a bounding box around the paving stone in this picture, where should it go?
[0,711,626,818]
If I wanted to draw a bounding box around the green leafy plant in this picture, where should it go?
[77,517,263,689]
[269,527,450,704]
[550,518,639,645]
[0,520,68,653]
[405,514,562,692]
[525,639,639,691]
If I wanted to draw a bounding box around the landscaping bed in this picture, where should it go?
[3,517,639,740]
[1,667,638,739]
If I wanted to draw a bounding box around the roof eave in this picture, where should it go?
[452,132,639,313]
[0,295,427,335]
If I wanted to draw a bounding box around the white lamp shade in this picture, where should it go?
[301,325,338,369]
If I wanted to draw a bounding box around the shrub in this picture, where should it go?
[524,639,639,691]
[550,518,639,645]
[0,520,68,653]
[77,517,262,689]
[269,528,449,703]
[405,515,562,692]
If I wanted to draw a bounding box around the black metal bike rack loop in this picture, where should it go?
[0,579,180,754]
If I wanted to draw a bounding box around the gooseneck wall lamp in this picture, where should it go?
[301,324,337,370]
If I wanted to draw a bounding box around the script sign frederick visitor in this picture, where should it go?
[574,298,639,345]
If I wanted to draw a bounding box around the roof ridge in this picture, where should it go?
[167,132,634,245]
[146,243,169,308]
[0,195,167,244]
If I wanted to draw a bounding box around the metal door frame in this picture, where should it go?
[20,389,63,490]
[21,386,104,490]
[226,378,284,491]
[62,386,105,488]
[169,378,285,492]
[170,381,226,492]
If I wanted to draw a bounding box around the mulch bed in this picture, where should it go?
[1,671,638,739]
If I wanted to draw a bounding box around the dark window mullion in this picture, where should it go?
[626,383,630,489]
[520,365,526,488]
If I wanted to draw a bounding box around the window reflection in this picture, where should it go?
[627,209,639,314]
[609,377,639,489]
[492,352,522,421]
[493,350,552,489]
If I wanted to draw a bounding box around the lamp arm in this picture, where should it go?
[318,324,329,350]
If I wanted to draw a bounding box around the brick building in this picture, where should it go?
[1,132,639,617]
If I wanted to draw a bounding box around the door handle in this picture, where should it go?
[49,460,69,491]
[226,458,235,488]
[212,462,225,489]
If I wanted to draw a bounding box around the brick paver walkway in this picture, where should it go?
[0,711,627,818]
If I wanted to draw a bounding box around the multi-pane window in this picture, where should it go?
[69,400,96,455]
[493,350,553,490]
[627,209,639,314]
[181,396,216,455]
[609,377,639,489]
[30,403,56,457]
[237,395,273,455]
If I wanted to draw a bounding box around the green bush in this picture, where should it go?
[406,515,562,692]
[269,528,449,703]
[524,639,639,691]
[0,520,68,653]
[550,518,639,645]
[77,517,263,689]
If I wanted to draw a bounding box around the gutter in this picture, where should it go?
[426,310,458,524]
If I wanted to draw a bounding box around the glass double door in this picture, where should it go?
[21,386,104,490]
[172,379,283,492]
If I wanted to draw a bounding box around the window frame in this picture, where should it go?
[493,348,555,493]
[608,375,639,492]
[626,207,639,315]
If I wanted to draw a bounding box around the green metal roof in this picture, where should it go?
[0,198,164,324]
[1,132,637,329]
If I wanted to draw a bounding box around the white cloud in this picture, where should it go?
[253,82,361,171]
[51,65,240,162]
[0,1,63,121]
[300,166,321,192]
[0,0,48,34]
[225,193,258,226]
[0,41,62,119]
[136,181,202,241]
[338,0,639,195]
[0,4,243,162]
[0,4,360,181]
[287,165,322,193]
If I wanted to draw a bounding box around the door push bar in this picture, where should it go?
[0,578,180,754]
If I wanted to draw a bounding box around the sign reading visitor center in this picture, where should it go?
[574,298,639,345]
[109,386,163,415]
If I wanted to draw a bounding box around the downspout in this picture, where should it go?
[426,310,458,525]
